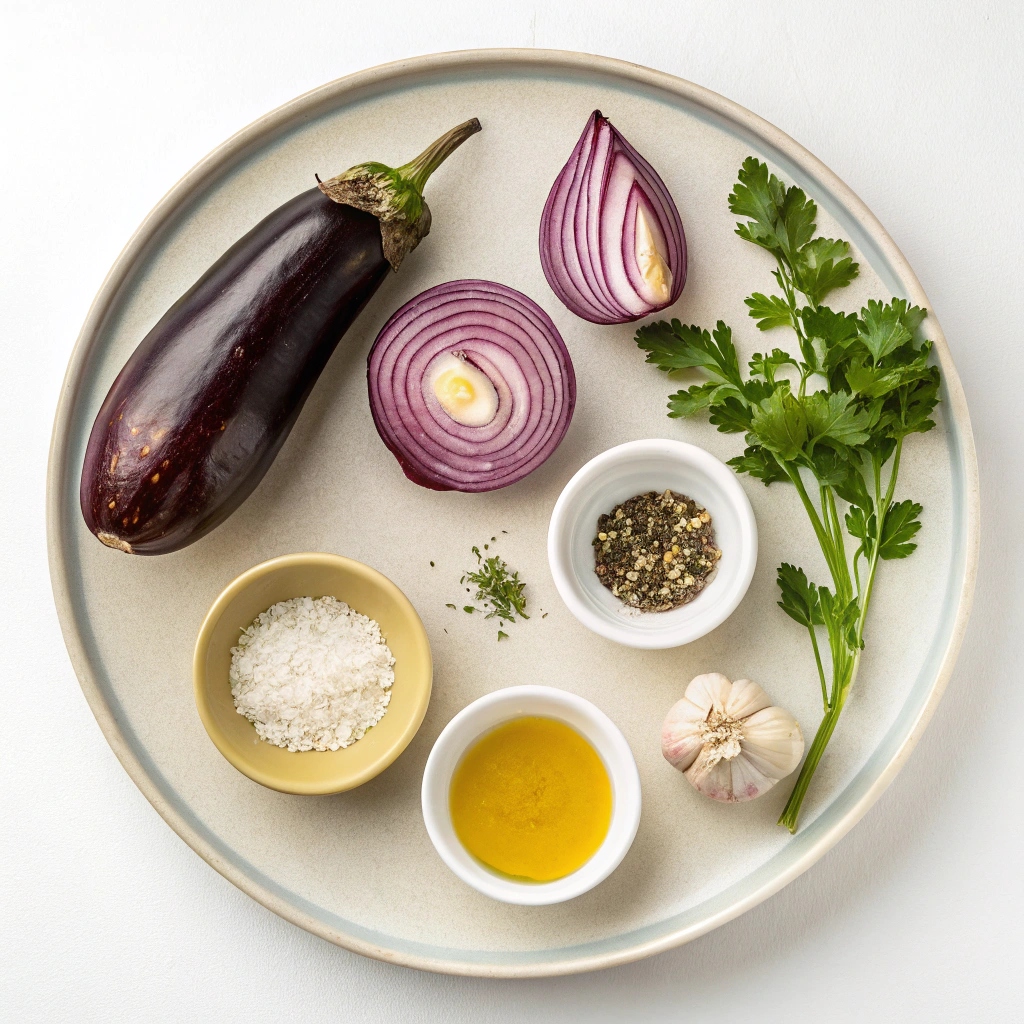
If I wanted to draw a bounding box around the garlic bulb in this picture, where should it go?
[661,673,804,802]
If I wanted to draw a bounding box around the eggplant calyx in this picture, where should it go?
[318,117,481,270]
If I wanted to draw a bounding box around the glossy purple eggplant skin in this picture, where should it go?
[80,188,389,554]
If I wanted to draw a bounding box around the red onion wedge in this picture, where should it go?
[368,280,576,492]
[540,110,687,325]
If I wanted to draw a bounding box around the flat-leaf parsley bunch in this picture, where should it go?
[636,158,940,832]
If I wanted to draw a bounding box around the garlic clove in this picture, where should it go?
[727,752,780,802]
[682,672,735,716]
[686,753,777,803]
[723,677,772,721]
[661,698,706,772]
[740,707,805,778]
[685,758,735,802]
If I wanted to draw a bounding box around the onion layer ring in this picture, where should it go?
[368,280,576,492]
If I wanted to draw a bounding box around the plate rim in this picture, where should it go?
[46,47,980,978]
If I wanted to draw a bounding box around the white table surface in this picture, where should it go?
[3,1,1020,1020]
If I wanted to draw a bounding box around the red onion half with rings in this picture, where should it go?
[367,280,576,492]
[540,110,687,324]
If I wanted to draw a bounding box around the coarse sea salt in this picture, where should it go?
[229,596,395,752]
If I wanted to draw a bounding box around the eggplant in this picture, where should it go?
[80,118,481,554]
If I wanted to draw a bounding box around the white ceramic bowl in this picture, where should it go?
[421,686,641,905]
[547,439,757,649]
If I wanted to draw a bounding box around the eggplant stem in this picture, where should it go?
[399,118,482,193]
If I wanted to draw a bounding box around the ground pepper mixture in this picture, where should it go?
[593,490,721,612]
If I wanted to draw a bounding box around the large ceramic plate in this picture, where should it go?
[47,50,978,977]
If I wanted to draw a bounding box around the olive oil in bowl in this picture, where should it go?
[448,716,612,882]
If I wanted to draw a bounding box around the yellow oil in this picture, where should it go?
[449,716,612,882]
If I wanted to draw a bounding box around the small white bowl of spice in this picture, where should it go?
[548,439,757,649]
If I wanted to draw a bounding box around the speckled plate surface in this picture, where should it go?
[47,49,978,977]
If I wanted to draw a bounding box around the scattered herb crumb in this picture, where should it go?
[542,612,548,619]
[430,561,435,567]
[445,539,530,641]
[462,546,529,623]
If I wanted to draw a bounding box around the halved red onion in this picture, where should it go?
[540,110,687,324]
[367,280,576,492]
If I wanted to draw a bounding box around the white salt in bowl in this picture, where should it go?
[421,686,641,905]
[547,439,757,649]
[193,552,432,795]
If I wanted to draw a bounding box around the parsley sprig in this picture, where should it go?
[637,158,939,832]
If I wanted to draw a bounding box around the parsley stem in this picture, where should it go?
[787,467,835,572]
[778,670,855,833]
[856,439,902,647]
[789,466,846,595]
[782,438,905,829]
[776,254,816,374]
[883,438,903,511]
[808,624,829,712]
[825,487,853,600]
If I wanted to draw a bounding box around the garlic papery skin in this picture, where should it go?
[661,673,804,803]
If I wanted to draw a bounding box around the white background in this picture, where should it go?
[2,1,1021,1020]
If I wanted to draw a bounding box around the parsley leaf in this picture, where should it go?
[730,157,817,261]
[803,305,861,378]
[807,448,870,511]
[792,237,859,307]
[636,319,742,387]
[858,299,925,363]
[845,348,934,399]
[727,446,788,485]
[845,505,872,544]
[777,563,823,627]
[749,348,798,383]
[894,370,941,437]
[803,391,875,450]
[667,382,732,418]
[746,292,794,331]
[877,500,923,559]
[750,389,808,461]
[709,394,758,433]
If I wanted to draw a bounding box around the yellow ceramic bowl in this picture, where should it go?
[193,552,432,795]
